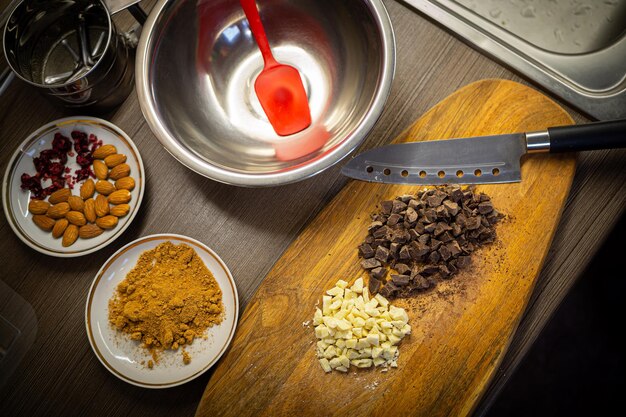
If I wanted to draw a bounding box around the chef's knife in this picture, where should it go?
[341,119,626,185]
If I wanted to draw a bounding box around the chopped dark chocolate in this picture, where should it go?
[359,243,375,259]
[372,238,388,249]
[361,258,381,270]
[426,194,446,207]
[439,231,454,243]
[435,205,450,219]
[456,255,471,269]
[443,200,459,216]
[428,251,441,263]
[438,244,452,261]
[389,243,400,256]
[423,208,438,223]
[372,225,391,239]
[439,264,451,278]
[418,234,430,245]
[392,200,407,213]
[410,241,430,257]
[387,213,402,226]
[478,201,494,214]
[429,238,442,251]
[368,276,382,294]
[368,221,383,233]
[446,241,462,257]
[375,246,390,262]
[371,267,387,280]
[358,186,501,299]
[391,274,410,286]
[380,200,393,215]
[405,207,418,223]
[465,216,482,230]
[394,263,411,275]
[420,265,440,276]
[408,199,422,210]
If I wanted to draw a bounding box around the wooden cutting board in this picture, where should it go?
[196,80,576,417]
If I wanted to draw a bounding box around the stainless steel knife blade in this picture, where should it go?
[341,133,528,185]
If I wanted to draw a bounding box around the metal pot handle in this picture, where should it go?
[0,67,15,96]
[105,0,147,24]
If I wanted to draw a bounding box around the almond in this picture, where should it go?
[110,204,130,217]
[93,160,108,180]
[104,153,127,168]
[95,180,116,195]
[68,195,85,212]
[80,179,95,199]
[96,215,118,229]
[109,163,130,180]
[93,144,117,160]
[115,176,135,191]
[66,211,87,226]
[95,195,109,217]
[108,189,131,205]
[28,200,50,215]
[63,225,79,247]
[79,224,103,239]
[32,215,55,231]
[84,198,97,223]
[52,218,69,238]
[46,202,70,219]
[48,188,71,204]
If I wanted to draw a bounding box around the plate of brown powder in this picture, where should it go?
[85,234,239,388]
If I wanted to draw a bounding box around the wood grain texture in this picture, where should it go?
[196,80,576,417]
[1,0,624,416]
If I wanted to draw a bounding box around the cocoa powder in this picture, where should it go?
[108,241,224,365]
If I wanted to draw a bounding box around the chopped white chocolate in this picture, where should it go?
[336,280,349,289]
[313,278,410,373]
[319,358,332,373]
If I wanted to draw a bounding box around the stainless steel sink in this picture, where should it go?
[401,0,626,120]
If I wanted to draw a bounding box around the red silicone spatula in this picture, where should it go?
[240,0,312,136]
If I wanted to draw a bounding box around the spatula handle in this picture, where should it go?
[240,0,278,68]
[547,119,626,153]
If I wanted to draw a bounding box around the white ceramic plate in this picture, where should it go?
[2,117,145,257]
[85,234,239,388]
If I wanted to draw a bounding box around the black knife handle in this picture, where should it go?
[548,119,626,153]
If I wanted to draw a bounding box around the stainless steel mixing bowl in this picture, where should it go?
[136,0,395,186]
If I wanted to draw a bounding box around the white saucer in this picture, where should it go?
[85,234,239,388]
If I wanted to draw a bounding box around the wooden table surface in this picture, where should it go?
[0,1,624,416]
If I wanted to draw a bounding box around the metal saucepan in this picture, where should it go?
[136,0,395,187]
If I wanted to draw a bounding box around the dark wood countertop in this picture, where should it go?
[1,1,624,416]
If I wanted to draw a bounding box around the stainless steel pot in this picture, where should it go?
[136,0,395,187]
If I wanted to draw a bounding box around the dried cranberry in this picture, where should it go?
[52,133,72,153]
[76,151,93,167]
[74,167,93,182]
[47,162,65,176]
[20,173,44,198]
[72,130,90,153]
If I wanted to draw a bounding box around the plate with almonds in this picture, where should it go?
[2,116,145,257]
